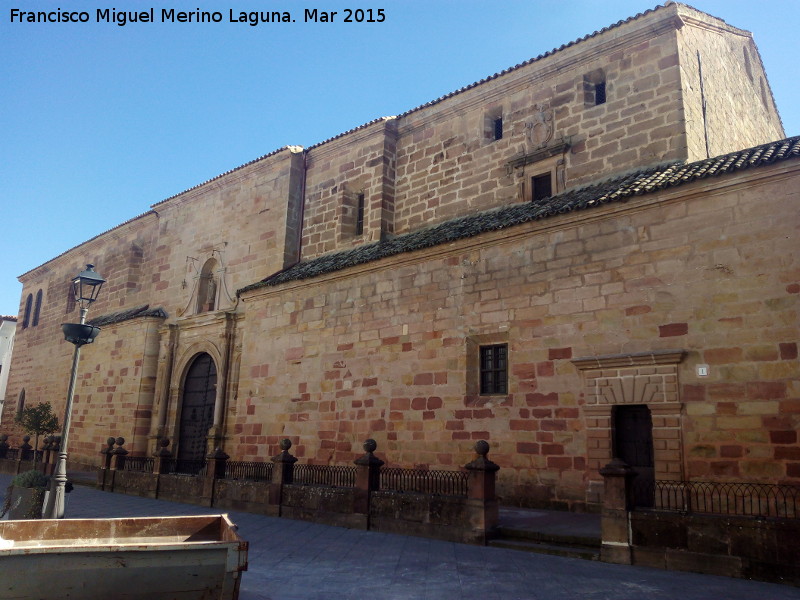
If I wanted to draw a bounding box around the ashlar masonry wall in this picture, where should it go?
[391,9,690,236]
[239,161,799,509]
[676,11,784,160]
[147,147,304,318]
[2,214,160,444]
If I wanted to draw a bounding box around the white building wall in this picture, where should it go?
[0,318,17,425]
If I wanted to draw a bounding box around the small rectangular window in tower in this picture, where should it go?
[595,81,606,105]
[531,172,552,202]
[493,117,503,141]
[355,193,365,236]
[479,344,508,395]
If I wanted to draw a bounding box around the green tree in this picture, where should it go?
[15,402,60,462]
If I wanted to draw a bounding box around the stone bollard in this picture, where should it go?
[37,436,51,474]
[111,437,128,471]
[152,438,172,475]
[48,435,62,476]
[19,435,33,462]
[98,437,115,489]
[464,440,500,544]
[598,458,637,565]
[353,439,384,526]
[269,439,297,515]
[201,447,229,507]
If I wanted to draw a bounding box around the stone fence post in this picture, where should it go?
[0,434,9,460]
[599,458,637,564]
[111,437,128,471]
[103,437,128,492]
[353,439,384,526]
[98,437,115,490]
[201,447,229,507]
[152,438,172,475]
[269,439,297,516]
[464,440,500,544]
[40,436,52,473]
[19,435,33,462]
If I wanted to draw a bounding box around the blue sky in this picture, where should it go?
[2,1,798,317]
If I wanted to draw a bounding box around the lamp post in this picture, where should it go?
[43,264,105,519]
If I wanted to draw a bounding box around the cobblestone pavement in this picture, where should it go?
[2,474,799,600]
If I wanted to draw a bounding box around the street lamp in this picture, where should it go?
[43,264,105,519]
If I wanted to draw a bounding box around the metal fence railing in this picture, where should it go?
[633,479,800,518]
[224,460,274,482]
[292,464,357,488]
[123,456,155,473]
[380,467,469,497]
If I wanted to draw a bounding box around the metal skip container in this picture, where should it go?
[0,514,248,599]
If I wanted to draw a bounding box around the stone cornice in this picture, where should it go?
[18,211,158,283]
[153,146,300,212]
[398,7,684,135]
[572,350,685,371]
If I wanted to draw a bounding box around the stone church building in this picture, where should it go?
[4,3,798,509]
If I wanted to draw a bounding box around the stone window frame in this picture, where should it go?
[466,331,511,407]
[520,154,564,203]
[65,281,76,315]
[339,183,368,242]
[16,388,25,414]
[573,350,685,484]
[583,68,607,107]
[483,106,504,143]
[32,289,43,327]
[22,294,33,329]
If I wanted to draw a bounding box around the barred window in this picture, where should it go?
[479,344,507,395]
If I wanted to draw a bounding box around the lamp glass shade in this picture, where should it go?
[71,264,105,305]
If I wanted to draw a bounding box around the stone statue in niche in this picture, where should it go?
[525,104,554,150]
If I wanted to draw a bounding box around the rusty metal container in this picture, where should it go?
[0,514,247,599]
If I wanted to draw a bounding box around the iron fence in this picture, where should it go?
[633,479,800,518]
[292,464,356,488]
[4,449,19,460]
[225,460,274,482]
[123,456,155,473]
[161,458,207,477]
[380,467,469,497]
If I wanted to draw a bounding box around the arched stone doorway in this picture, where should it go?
[177,352,217,472]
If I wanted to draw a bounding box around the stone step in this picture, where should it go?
[488,537,601,561]
[494,526,601,549]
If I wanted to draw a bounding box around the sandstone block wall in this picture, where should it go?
[2,3,792,506]
[2,214,159,441]
[146,147,304,318]
[677,11,784,160]
[239,163,799,508]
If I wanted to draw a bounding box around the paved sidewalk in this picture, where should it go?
[2,474,799,600]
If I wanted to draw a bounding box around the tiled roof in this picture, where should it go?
[239,136,800,294]
[1,316,17,322]
[89,305,168,327]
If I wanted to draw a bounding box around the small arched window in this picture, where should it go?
[65,281,76,314]
[22,294,33,328]
[196,258,218,314]
[32,289,43,327]
[16,389,26,413]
